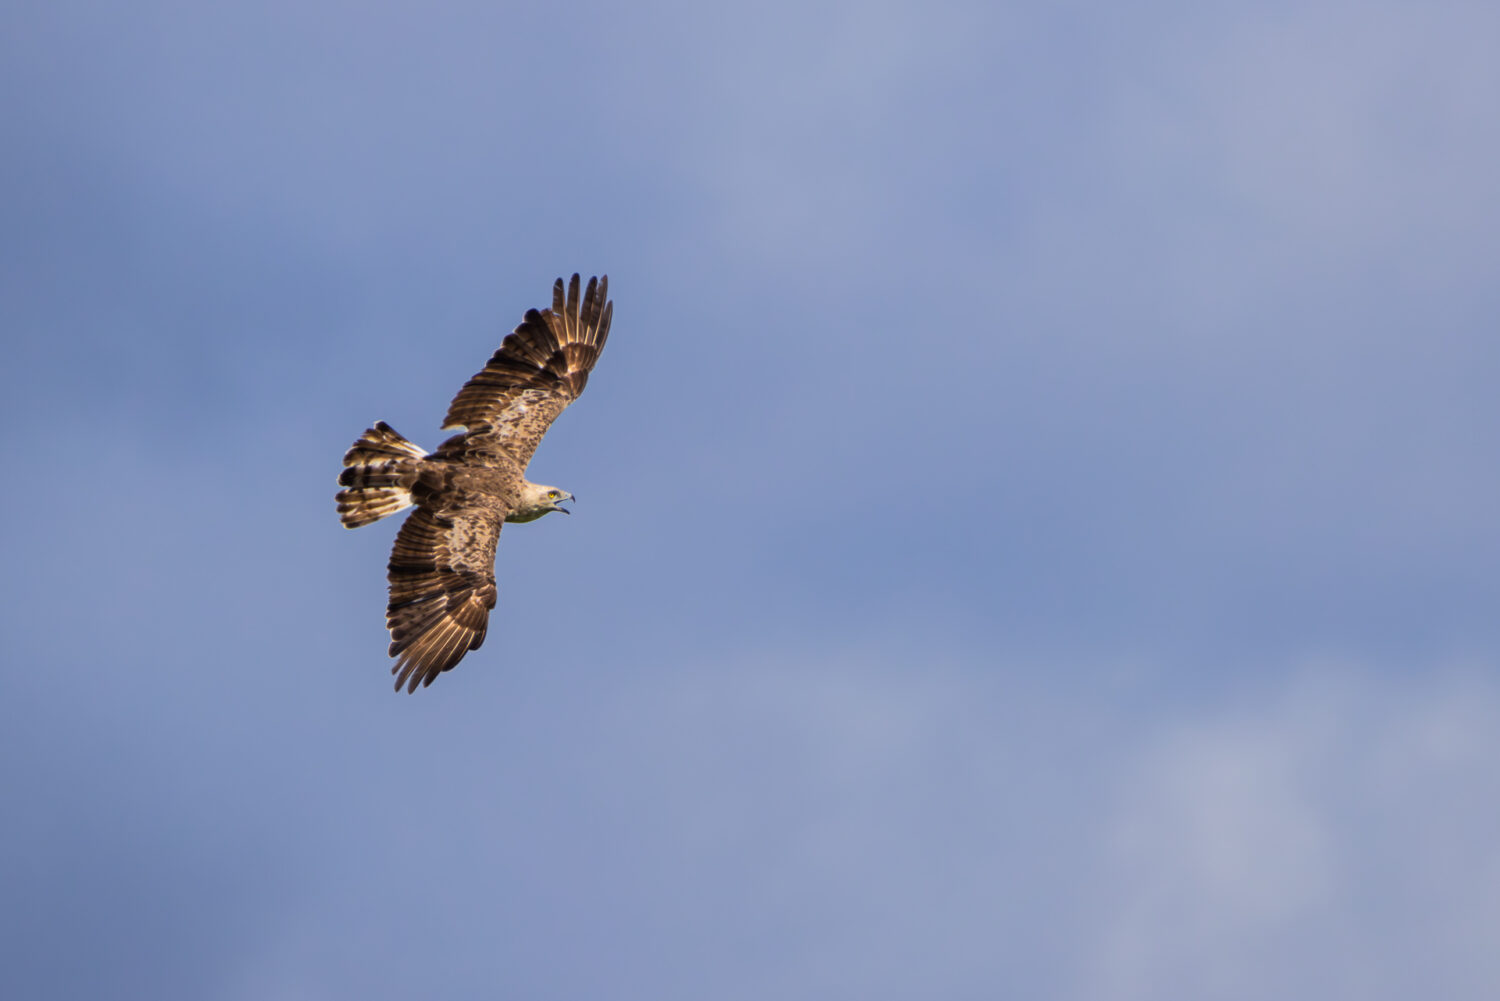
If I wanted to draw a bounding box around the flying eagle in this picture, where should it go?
[336,274,613,692]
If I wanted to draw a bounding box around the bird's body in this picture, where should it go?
[336,274,613,692]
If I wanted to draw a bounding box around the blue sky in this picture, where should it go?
[4,1,1498,998]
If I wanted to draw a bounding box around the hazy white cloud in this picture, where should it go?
[1084,665,1500,1001]
[1187,6,1497,273]
[233,654,1500,1000]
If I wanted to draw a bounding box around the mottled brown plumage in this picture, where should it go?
[336,275,613,692]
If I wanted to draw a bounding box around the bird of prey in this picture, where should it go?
[336,274,614,692]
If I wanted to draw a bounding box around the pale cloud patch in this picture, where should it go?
[1101,2,1500,284]
[209,648,1500,1000]
[1083,666,1500,1001]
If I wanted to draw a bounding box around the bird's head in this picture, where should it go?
[509,482,573,523]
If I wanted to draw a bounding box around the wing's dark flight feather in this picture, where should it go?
[385,507,500,693]
[440,274,612,469]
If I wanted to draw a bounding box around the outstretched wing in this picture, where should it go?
[440,273,613,470]
[385,507,501,693]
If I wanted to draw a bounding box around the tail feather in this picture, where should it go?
[337,422,427,528]
[342,420,428,466]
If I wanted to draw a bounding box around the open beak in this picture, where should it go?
[556,492,574,515]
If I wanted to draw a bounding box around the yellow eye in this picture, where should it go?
[548,490,561,500]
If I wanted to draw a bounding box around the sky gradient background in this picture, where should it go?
[4,1,1498,998]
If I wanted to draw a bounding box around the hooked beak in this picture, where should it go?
[556,492,574,515]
